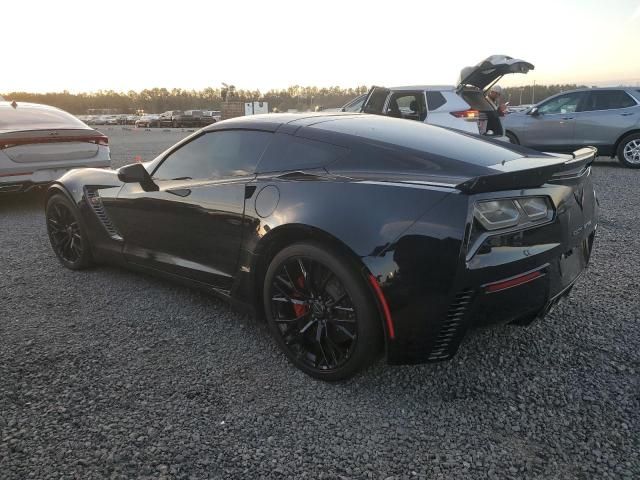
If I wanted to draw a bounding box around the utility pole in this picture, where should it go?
[532,80,536,104]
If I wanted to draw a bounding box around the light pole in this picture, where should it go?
[532,80,536,104]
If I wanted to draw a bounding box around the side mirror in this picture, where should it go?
[117,163,158,191]
[528,107,540,117]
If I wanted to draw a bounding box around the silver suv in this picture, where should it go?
[503,88,640,168]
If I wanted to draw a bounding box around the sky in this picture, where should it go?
[2,0,640,93]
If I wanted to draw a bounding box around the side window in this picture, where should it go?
[256,134,348,173]
[362,88,389,114]
[153,130,272,181]
[581,90,637,111]
[538,92,584,115]
[426,91,447,111]
[386,92,426,121]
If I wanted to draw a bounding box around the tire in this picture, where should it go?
[616,133,640,169]
[506,131,519,145]
[263,242,382,381]
[45,194,93,270]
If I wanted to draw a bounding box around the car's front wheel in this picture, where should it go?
[617,133,640,169]
[46,194,93,270]
[263,242,382,381]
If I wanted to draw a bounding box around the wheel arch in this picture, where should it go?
[613,129,640,158]
[250,223,393,351]
[505,129,520,144]
[44,182,77,207]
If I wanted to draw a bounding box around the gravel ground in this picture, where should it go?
[1,127,638,479]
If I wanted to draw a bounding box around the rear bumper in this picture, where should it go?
[377,165,598,365]
[384,229,595,364]
[0,162,111,193]
[470,231,595,328]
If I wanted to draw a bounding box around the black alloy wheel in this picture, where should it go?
[264,243,382,381]
[46,195,93,270]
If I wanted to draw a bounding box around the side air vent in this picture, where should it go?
[84,188,123,241]
[428,289,474,361]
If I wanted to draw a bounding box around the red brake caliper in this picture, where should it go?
[293,276,308,317]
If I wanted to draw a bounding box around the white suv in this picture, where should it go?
[360,55,533,141]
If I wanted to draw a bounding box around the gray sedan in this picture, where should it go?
[503,88,640,168]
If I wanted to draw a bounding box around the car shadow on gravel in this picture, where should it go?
[0,190,45,212]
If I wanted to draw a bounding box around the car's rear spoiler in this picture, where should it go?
[456,147,596,194]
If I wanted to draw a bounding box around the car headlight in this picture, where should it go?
[474,196,553,231]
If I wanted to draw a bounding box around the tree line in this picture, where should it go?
[2,84,585,114]
[1,86,368,114]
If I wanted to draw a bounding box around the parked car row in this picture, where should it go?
[79,114,138,126]
[134,110,223,128]
[78,110,222,128]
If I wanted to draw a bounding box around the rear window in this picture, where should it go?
[0,104,88,131]
[312,115,523,167]
[256,134,348,173]
[426,91,447,111]
[581,90,637,111]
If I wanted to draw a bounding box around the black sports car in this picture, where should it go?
[45,113,598,381]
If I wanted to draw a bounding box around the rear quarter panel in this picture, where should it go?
[237,177,469,362]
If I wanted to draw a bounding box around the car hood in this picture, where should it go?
[457,55,534,91]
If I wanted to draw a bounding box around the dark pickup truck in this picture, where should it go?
[157,110,203,128]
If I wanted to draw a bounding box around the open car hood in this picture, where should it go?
[457,55,534,91]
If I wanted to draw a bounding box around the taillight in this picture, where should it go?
[450,109,480,121]
[0,133,109,149]
[474,197,554,231]
[94,135,109,146]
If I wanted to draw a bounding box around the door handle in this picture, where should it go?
[620,112,634,117]
[561,116,574,120]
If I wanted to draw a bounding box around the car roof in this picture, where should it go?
[204,112,360,132]
[205,112,529,165]
[387,85,456,92]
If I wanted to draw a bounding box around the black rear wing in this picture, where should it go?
[456,147,596,194]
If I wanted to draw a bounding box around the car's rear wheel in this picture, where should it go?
[506,131,519,145]
[263,242,382,381]
[617,133,640,169]
[46,194,93,270]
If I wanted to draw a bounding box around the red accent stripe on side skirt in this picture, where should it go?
[484,270,543,293]
[368,274,395,339]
